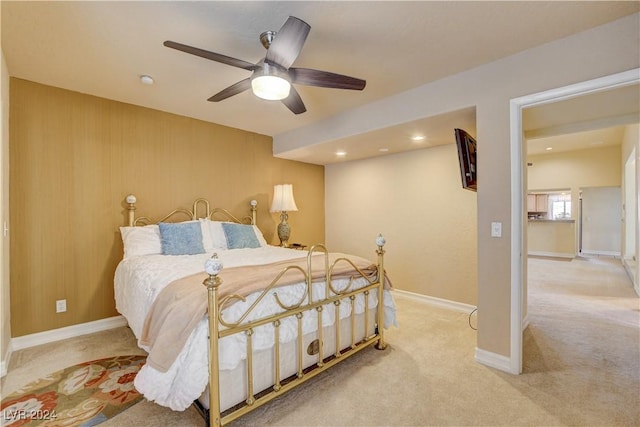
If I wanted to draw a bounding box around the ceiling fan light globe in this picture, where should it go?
[252,75,291,101]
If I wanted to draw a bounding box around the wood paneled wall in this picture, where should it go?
[9,78,324,336]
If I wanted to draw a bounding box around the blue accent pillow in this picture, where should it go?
[158,222,206,255]
[222,223,260,249]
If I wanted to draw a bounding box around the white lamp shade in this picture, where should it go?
[270,184,298,212]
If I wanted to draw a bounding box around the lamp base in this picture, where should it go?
[277,212,291,247]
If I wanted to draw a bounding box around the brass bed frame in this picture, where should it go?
[124,195,388,426]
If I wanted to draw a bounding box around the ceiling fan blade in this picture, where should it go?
[289,68,366,90]
[164,40,257,71]
[265,16,311,69]
[207,78,252,102]
[281,86,307,114]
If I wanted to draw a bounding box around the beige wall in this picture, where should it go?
[291,14,640,357]
[9,78,325,337]
[528,145,622,216]
[527,221,576,256]
[1,47,11,373]
[326,143,478,305]
[527,145,622,256]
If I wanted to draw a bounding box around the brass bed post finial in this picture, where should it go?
[204,254,223,427]
[126,194,137,227]
[375,234,387,350]
[250,200,257,225]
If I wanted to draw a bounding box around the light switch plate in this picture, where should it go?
[491,222,502,238]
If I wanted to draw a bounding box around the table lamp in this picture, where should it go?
[270,184,298,247]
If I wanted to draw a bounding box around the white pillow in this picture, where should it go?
[120,224,162,258]
[199,219,229,250]
[199,219,215,251]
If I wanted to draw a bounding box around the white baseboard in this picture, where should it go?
[522,314,530,330]
[621,258,638,295]
[1,341,12,378]
[392,289,476,313]
[580,250,621,257]
[528,251,575,259]
[11,316,127,352]
[475,347,514,373]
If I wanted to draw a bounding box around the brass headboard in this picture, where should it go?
[125,194,257,227]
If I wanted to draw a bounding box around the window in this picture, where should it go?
[549,193,571,219]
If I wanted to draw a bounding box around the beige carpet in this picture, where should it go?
[521,255,640,426]
[2,255,638,426]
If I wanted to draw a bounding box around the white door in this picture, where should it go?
[581,186,622,256]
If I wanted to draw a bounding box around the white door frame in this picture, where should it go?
[509,68,640,374]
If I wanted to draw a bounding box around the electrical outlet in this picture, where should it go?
[56,299,67,313]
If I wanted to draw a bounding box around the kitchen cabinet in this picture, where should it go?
[535,194,548,212]
[527,193,548,212]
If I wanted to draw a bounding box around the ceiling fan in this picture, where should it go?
[164,16,366,114]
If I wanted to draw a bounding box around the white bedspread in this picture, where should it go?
[114,246,397,411]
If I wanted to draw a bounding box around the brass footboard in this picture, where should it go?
[202,239,388,426]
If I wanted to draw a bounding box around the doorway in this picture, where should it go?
[509,68,640,374]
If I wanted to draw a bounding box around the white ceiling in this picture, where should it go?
[525,83,640,156]
[527,126,627,157]
[2,1,639,164]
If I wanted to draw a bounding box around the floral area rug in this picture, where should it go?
[1,355,146,426]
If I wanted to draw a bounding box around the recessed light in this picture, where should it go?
[335,151,346,157]
[545,147,553,151]
[411,135,425,141]
[140,75,154,85]
[379,148,389,152]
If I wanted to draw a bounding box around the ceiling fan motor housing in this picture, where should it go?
[260,31,277,49]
